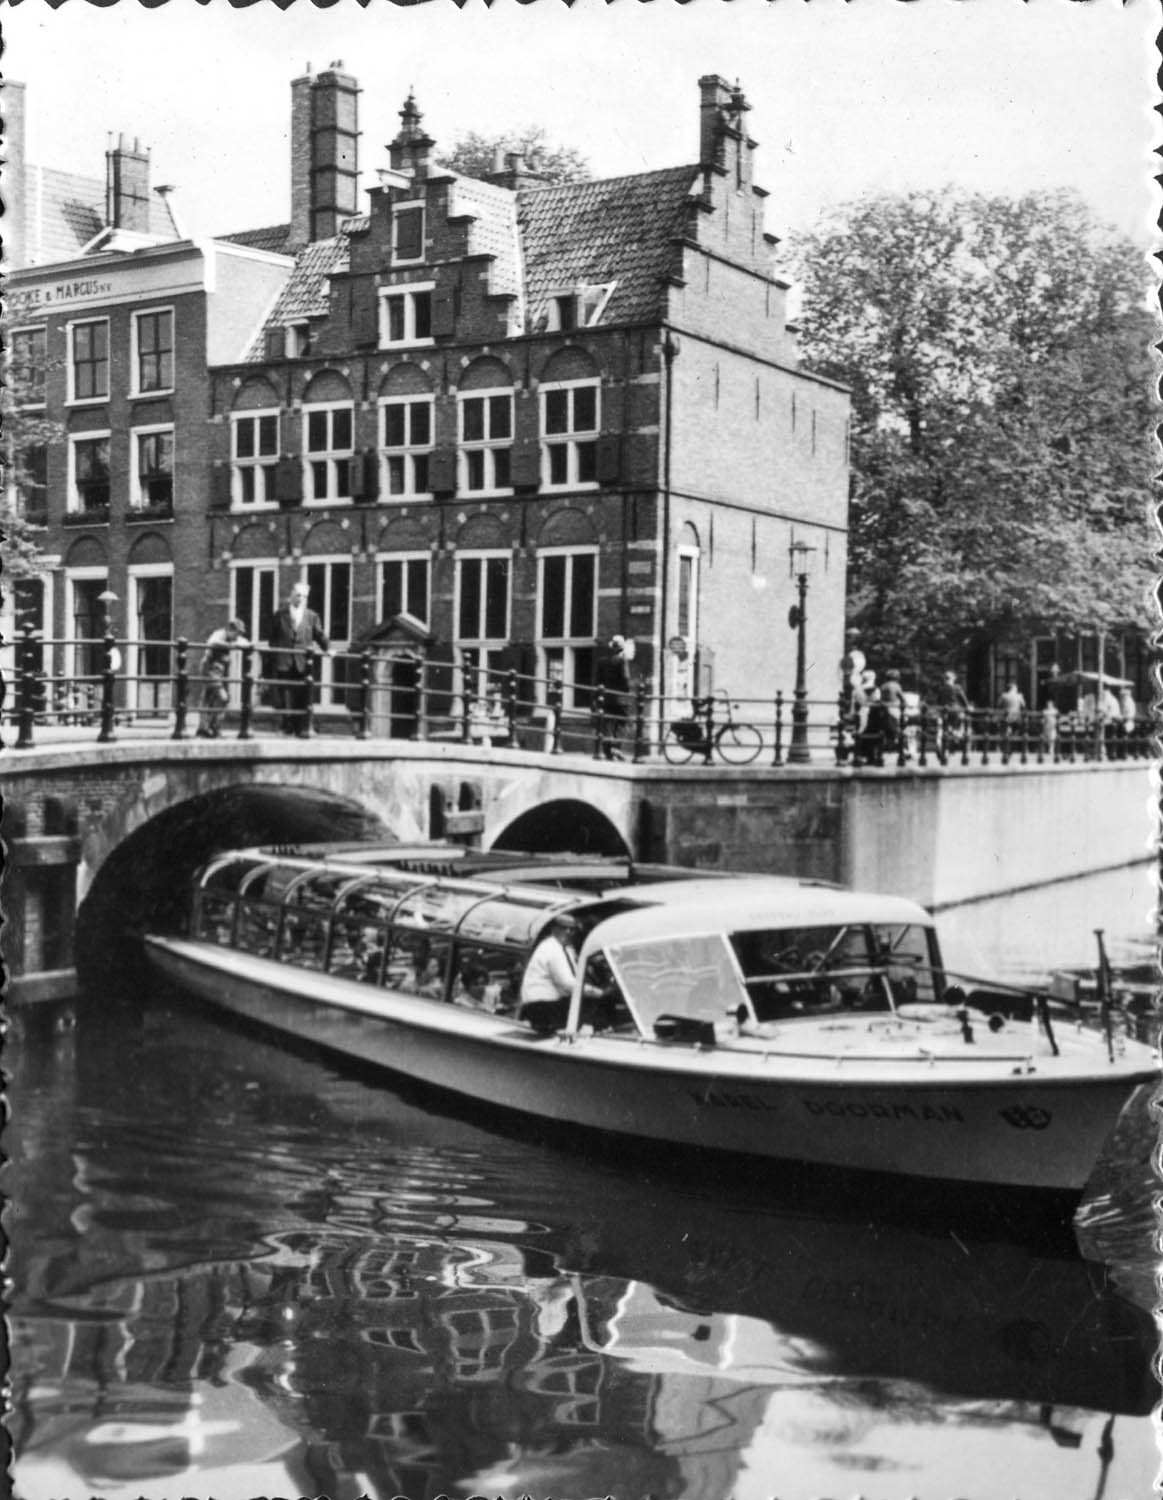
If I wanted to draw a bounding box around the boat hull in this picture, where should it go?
[146,936,1156,1195]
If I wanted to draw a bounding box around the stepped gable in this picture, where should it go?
[217,223,295,255]
[243,217,366,359]
[518,164,701,328]
[447,172,521,300]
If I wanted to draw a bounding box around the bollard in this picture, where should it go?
[238,643,255,740]
[172,637,190,740]
[772,690,785,767]
[97,631,118,744]
[354,649,372,740]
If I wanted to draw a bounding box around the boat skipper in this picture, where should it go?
[519,913,587,1032]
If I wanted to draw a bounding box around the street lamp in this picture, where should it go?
[786,540,816,764]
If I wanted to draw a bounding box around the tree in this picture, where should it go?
[783,190,1156,681]
[443,126,589,185]
[1,322,55,580]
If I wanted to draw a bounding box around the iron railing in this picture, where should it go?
[0,629,1152,766]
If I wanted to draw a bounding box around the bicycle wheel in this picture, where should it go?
[717,722,763,765]
[662,724,698,764]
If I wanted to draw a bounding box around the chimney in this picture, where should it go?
[388,90,434,178]
[698,74,755,188]
[485,149,554,193]
[289,62,361,248]
[106,133,152,232]
[3,80,28,270]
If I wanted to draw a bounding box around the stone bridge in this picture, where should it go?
[2,736,1151,1001]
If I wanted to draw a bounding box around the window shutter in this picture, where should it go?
[351,281,379,348]
[509,439,541,492]
[264,326,285,361]
[428,448,456,497]
[209,465,232,511]
[431,287,456,339]
[361,449,380,501]
[596,435,622,485]
[274,458,303,506]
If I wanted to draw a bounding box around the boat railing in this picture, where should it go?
[2,627,1152,769]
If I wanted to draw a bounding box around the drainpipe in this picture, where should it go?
[659,329,679,706]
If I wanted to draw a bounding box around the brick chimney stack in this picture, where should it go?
[290,62,361,248]
[388,91,434,178]
[106,133,151,233]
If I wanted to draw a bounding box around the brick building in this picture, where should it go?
[205,71,850,724]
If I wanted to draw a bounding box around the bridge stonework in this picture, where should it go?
[1,740,1151,1002]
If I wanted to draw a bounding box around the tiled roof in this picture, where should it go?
[216,223,294,255]
[518,165,702,327]
[243,220,361,360]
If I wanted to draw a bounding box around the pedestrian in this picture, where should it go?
[998,679,1026,728]
[935,669,971,750]
[267,580,329,737]
[595,635,632,760]
[196,617,248,738]
[839,628,865,714]
[1119,686,1138,755]
[880,668,906,745]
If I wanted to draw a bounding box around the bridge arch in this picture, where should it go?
[490,798,629,858]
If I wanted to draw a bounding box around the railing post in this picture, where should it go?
[896,703,908,768]
[504,668,518,747]
[354,649,372,740]
[414,658,429,742]
[592,685,607,760]
[916,702,929,768]
[548,674,564,755]
[238,642,254,740]
[631,681,647,764]
[772,689,785,767]
[97,631,118,744]
[700,694,715,766]
[171,637,190,740]
[304,654,319,736]
[833,691,847,766]
[978,710,990,767]
[461,677,475,743]
[15,626,37,749]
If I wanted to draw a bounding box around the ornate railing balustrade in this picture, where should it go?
[0,629,1152,766]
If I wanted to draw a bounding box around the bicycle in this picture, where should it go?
[662,694,764,765]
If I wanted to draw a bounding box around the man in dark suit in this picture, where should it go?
[267,580,329,736]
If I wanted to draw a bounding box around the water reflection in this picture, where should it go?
[8,984,1158,1500]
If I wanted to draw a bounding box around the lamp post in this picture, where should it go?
[786,540,816,764]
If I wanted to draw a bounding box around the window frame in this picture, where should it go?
[377,551,432,631]
[454,549,512,702]
[391,201,426,267]
[131,306,175,397]
[540,378,600,491]
[302,401,356,505]
[65,566,109,686]
[229,561,279,647]
[536,545,599,709]
[378,283,435,350]
[67,317,110,405]
[67,431,112,515]
[378,394,435,502]
[130,423,175,511]
[9,325,47,408]
[231,409,281,510]
[298,555,353,706]
[457,387,514,497]
[127,561,175,714]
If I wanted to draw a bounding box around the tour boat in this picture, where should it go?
[143,843,1159,1197]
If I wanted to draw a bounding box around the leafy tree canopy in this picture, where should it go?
[443,126,590,185]
[783,189,1156,682]
[2,323,55,579]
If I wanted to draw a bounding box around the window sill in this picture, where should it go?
[379,495,434,505]
[63,508,111,527]
[378,339,435,352]
[230,502,280,515]
[129,388,175,401]
[460,488,515,501]
[65,397,110,410]
[127,504,174,523]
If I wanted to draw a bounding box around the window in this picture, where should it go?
[286,323,312,359]
[70,319,109,402]
[379,553,430,628]
[379,285,434,348]
[393,202,425,264]
[538,547,597,706]
[458,391,513,495]
[379,397,433,500]
[232,412,280,507]
[541,380,599,489]
[546,283,614,332]
[303,404,354,502]
[66,571,108,685]
[129,567,174,713]
[70,434,111,513]
[303,559,352,705]
[456,553,511,699]
[677,546,699,641]
[231,563,277,644]
[17,445,48,521]
[132,428,174,509]
[10,327,46,406]
[134,309,174,394]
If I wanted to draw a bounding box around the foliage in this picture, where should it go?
[443,126,590,185]
[1,324,55,579]
[784,189,1156,680]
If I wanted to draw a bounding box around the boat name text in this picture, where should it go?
[692,1090,965,1124]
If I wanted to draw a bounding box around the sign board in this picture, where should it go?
[443,810,486,837]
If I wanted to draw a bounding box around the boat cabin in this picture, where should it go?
[190,849,949,1042]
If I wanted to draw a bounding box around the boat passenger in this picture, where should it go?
[519,913,584,1032]
[453,963,504,1013]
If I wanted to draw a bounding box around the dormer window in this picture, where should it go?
[546,282,616,333]
[392,202,425,265]
[379,285,434,348]
[286,323,312,359]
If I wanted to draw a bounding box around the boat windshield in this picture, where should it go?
[730,922,939,1018]
[604,932,751,1034]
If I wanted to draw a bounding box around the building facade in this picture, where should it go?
[204,73,850,723]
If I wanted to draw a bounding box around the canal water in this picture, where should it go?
[7,863,1159,1500]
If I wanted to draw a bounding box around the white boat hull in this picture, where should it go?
[145,935,1157,1194]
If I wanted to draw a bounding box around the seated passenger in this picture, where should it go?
[453,963,503,1013]
[519,913,584,1032]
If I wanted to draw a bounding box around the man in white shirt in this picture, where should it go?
[519,913,582,1031]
